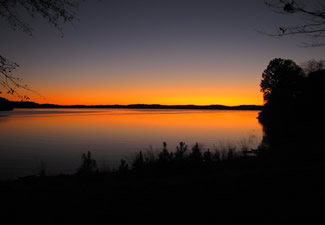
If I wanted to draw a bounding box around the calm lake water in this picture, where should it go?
[0,109,263,179]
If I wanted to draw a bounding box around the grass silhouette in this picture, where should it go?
[1,139,324,224]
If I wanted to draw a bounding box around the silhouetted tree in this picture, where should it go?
[260,58,305,102]
[0,96,13,110]
[118,159,129,174]
[78,151,98,174]
[212,150,221,162]
[259,58,306,125]
[132,151,145,170]
[158,142,173,163]
[203,149,213,163]
[265,0,325,47]
[175,142,188,160]
[189,143,202,162]
[304,69,325,108]
[301,59,325,75]
[258,58,325,161]
[0,0,79,99]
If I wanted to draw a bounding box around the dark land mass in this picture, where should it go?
[2,67,325,224]
[1,98,324,224]
[1,143,324,224]
[8,100,263,110]
[0,97,13,111]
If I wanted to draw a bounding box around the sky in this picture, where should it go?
[1,0,324,106]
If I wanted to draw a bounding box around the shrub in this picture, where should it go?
[78,151,98,174]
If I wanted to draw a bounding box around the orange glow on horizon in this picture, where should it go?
[17,85,263,106]
[4,69,263,106]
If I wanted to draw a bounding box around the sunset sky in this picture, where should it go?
[1,0,324,106]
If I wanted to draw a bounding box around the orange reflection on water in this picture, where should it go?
[2,109,262,148]
[0,109,263,178]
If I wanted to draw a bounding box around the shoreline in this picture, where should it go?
[8,101,263,111]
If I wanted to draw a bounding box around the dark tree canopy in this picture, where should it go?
[259,58,325,127]
[260,58,304,102]
[300,59,325,75]
[265,0,325,47]
[0,0,79,100]
[0,96,13,110]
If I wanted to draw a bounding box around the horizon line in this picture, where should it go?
[9,100,263,110]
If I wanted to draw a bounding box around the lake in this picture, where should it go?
[0,109,263,179]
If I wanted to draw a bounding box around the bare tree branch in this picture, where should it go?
[300,58,325,74]
[264,0,325,47]
[0,55,41,100]
[0,0,79,35]
[0,0,79,101]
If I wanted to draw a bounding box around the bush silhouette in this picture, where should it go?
[189,143,202,162]
[175,142,188,160]
[158,142,173,163]
[78,151,98,174]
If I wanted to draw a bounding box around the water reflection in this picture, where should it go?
[0,109,262,179]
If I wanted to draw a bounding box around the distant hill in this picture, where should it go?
[9,101,263,111]
[0,97,14,111]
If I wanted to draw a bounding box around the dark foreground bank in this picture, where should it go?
[1,143,324,224]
